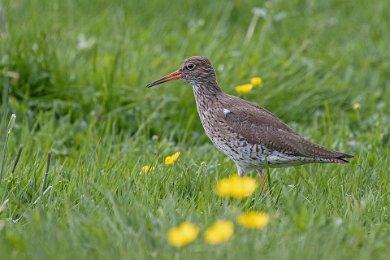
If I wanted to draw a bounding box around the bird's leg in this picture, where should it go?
[258,168,267,192]
[236,164,246,177]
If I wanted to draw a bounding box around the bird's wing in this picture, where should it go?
[221,94,296,134]
[221,95,346,159]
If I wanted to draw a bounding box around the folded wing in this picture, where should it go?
[221,95,352,162]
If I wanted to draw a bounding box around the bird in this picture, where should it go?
[146,56,352,189]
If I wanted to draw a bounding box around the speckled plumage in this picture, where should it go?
[146,56,353,177]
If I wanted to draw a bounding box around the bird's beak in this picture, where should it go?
[146,70,182,88]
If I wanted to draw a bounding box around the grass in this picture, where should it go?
[0,0,389,259]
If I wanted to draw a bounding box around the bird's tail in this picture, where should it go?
[332,152,354,163]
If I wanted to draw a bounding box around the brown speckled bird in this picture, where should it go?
[146,56,352,184]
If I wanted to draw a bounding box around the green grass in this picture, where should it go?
[0,0,389,259]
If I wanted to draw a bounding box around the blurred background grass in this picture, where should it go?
[0,0,389,259]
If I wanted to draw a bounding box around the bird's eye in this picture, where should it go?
[186,63,196,71]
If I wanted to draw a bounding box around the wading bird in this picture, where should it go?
[146,56,352,189]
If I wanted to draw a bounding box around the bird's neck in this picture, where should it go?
[192,82,222,112]
[192,81,222,98]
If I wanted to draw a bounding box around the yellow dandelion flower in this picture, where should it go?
[236,211,270,229]
[165,152,181,166]
[353,103,361,111]
[214,175,258,199]
[235,84,253,94]
[142,165,155,173]
[250,77,263,87]
[167,221,199,247]
[204,220,234,245]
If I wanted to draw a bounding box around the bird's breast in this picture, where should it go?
[194,98,241,145]
[193,95,278,168]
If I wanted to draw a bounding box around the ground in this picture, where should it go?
[0,0,389,259]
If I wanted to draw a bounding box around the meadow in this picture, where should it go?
[0,0,389,259]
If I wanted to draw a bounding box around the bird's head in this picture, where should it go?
[146,56,217,88]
